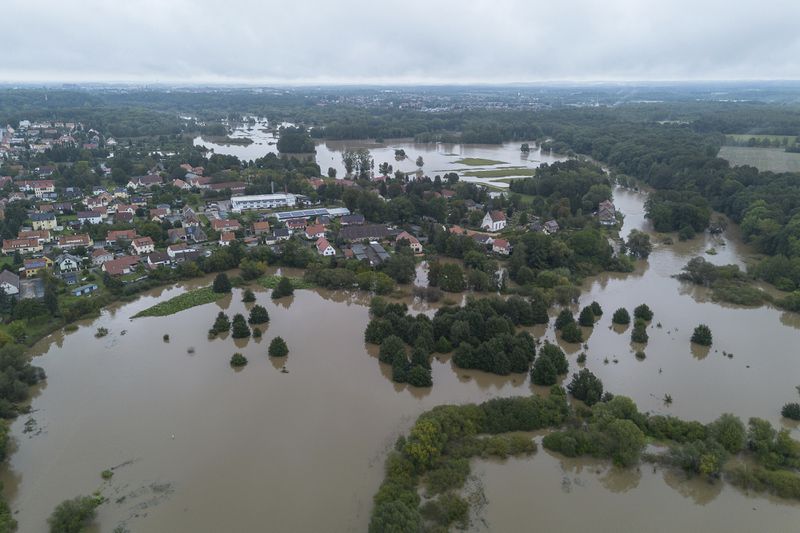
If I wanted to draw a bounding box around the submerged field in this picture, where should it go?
[718,146,800,173]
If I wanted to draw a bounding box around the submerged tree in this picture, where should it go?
[269,336,289,357]
[212,273,232,293]
[248,305,270,325]
[568,368,604,406]
[231,313,251,338]
[691,324,713,346]
[612,308,630,325]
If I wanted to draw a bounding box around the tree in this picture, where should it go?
[631,319,649,343]
[554,309,574,330]
[531,300,550,324]
[530,343,568,385]
[708,413,746,453]
[436,263,465,292]
[782,403,800,420]
[47,495,98,533]
[242,289,256,302]
[606,419,646,467]
[231,313,251,338]
[627,229,653,259]
[276,126,315,153]
[406,365,433,387]
[578,306,595,327]
[212,272,231,293]
[589,301,603,316]
[416,156,424,168]
[272,276,294,299]
[612,308,630,325]
[561,322,583,343]
[230,353,248,367]
[691,324,713,346]
[568,368,604,406]
[239,258,267,281]
[269,336,289,357]
[212,312,230,334]
[248,305,270,324]
[633,303,654,321]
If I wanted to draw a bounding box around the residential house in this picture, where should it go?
[85,193,112,209]
[131,236,155,255]
[219,232,236,247]
[2,238,43,255]
[54,253,82,273]
[22,256,53,277]
[543,220,560,235]
[396,231,423,254]
[149,208,169,221]
[30,212,57,231]
[472,234,494,247]
[167,243,196,259]
[449,225,467,235]
[210,218,241,233]
[17,229,51,244]
[266,228,291,244]
[340,213,365,226]
[316,237,336,256]
[492,238,512,255]
[91,248,114,266]
[102,255,141,276]
[58,234,93,250]
[167,227,188,243]
[208,181,246,194]
[285,219,307,233]
[106,229,137,245]
[127,174,163,188]
[77,211,103,225]
[17,180,55,198]
[186,226,207,243]
[146,251,171,268]
[304,224,326,240]
[597,200,617,226]
[181,206,200,227]
[252,221,270,236]
[0,270,20,297]
[481,210,507,232]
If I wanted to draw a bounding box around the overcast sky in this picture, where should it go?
[4,0,800,84]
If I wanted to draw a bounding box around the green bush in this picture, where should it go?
[561,322,583,343]
[212,273,232,293]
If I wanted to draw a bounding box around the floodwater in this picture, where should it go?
[193,119,565,187]
[2,186,800,531]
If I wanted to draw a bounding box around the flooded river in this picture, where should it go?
[2,187,800,531]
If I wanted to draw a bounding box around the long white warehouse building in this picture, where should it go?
[230,193,297,212]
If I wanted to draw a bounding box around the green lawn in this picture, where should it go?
[718,146,800,173]
[132,286,221,318]
[463,167,537,178]
[453,157,506,166]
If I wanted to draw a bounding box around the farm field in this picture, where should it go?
[718,146,800,173]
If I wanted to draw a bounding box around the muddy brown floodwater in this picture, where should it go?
[2,186,800,532]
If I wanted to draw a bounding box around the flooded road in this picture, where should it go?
[2,187,800,531]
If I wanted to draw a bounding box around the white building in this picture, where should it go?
[230,193,297,212]
[481,210,507,232]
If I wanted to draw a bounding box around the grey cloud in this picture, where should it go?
[3,0,800,83]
